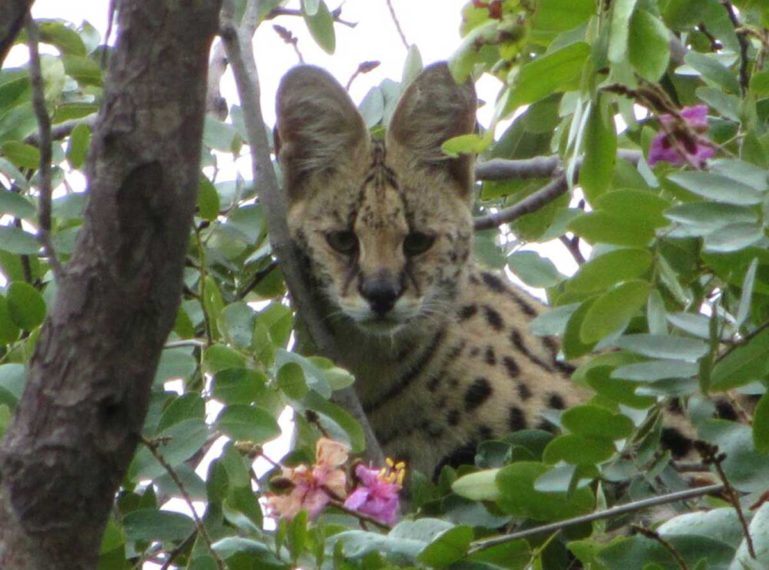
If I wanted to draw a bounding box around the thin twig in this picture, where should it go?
[559,235,585,265]
[25,16,64,281]
[695,441,755,558]
[141,435,225,570]
[474,175,569,231]
[384,0,409,50]
[721,0,750,95]
[265,6,356,28]
[25,114,98,146]
[237,259,279,300]
[219,0,384,465]
[159,531,197,570]
[632,526,690,570]
[468,483,724,553]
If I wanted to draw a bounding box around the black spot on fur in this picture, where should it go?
[447,409,460,426]
[458,304,478,321]
[536,419,556,433]
[714,398,738,421]
[478,425,494,441]
[502,356,520,378]
[484,346,496,366]
[446,341,466,361]
[483,305,504,331]
[427,375,441,392]
[661,427,693,459]
[517,383,532,401]
[548,393,566,410]
[434,442,477,479]
[464,378,493,411]
[509,406,527,431]
[469,346,480,358]
[481,271,507,293]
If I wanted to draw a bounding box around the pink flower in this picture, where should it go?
[343,462,403,526]
[648,104,715,168]
[266,438,349,520]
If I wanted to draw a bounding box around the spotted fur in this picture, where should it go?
[275,63,585,477]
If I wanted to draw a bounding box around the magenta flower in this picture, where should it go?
[343,463,403,526]
[648,104,715,168]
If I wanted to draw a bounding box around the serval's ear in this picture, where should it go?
[386,62,477,194]
[275,65,368,201]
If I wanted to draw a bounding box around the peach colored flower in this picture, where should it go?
[266,438,349,520]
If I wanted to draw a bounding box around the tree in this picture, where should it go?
[1,0,769,569]
[0,0,220,567]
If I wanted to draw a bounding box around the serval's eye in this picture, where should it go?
[326,230,358,255]
[403,232,435,257]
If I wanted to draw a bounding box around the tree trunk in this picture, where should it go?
[0,0,32,65]
[0,1,221,568]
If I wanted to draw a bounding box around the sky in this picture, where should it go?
[26,0,496,125]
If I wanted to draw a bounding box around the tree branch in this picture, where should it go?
[472,150,642,230]
[474,175,569,231]
[25,114,98,147]
[468,483,725,553]
[25,16,64,281]
[218,0,384,465]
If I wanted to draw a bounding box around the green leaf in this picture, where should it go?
[508,42,590,109]
[154,347,196,384]
[442,133,491,157]
[2,141,40,169]
[7,281,46,330]
[568,211,655,246]
[216,404,280,443]
[665,202,758,235]
[568,248,652,293]
[203,115,240,152]
[699,420,769,492]
[563,298,598,359]
[66,122,90,169]
[561,405,634,440]
[733,503,769,568]
[595,189,671,229]
[0,188,35,219]
[668,171,764,205]
[129,419,209,480]
[628,9,670,81]
[0,363,25,405]
[711,328,769,390]
[581,96,617,202]
[753,393,769,454]
[612,359,699,382]
[197,177,220,221]
[614,334,709,361]
[451,468,500,501]
[62,54,102,86]
[683,51,741,93]
[703,223,763,253]
[0,227,39,255]
[750,70,769,97]
[212,368,269,405]
[302,390,366,453]
[302,0,319,16]
[507,250,563,288]
[123,509,195,542]
[277,362,308,401]
[496,462,594,521]
[608,0,638,63]
[202,344,246,374]
[38,21,87,56]
[304,0,335,54]
[417,525,473,567]
[543,433,615,465]
[580,279,649,343]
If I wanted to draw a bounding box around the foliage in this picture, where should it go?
[2,0,769,568]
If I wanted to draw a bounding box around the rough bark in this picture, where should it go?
[0,1,221,568]
[0,0,32,66]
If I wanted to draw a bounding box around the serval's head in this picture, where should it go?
[276,63,477,334]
